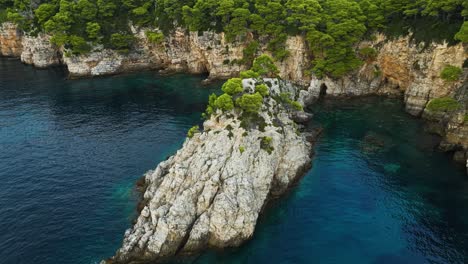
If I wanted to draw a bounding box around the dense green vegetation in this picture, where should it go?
[204,55,280,119]
[1,0,467,77]
[440,65,463,81]
[187,125,200,138]
[426,97,462,112]
[202,55,303,140]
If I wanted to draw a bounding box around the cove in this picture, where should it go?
[0,58,467,264]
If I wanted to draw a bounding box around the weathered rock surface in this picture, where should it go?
[107,79,316,263]
[303,34,467,116]
[20,34,61,67]
[0,22,22,57]
[0,23,61,67]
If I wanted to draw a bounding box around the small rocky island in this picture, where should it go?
[105,57,319,263]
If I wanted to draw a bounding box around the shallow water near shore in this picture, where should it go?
[1,58,467,264]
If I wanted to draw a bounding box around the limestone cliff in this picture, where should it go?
[1,24,465,114]
[1,22,466,168]
[0,23,309,82]
[0,22,22,57]
[20,33,61,68]
[301,35,466,115]
[0,23,60,67]
[106,79,317,263]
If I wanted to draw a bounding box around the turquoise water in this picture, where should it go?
[1,58,467,264]
[0,58,220,264]
[195,99,468,264]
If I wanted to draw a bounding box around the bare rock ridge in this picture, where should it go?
[105,79,317,263]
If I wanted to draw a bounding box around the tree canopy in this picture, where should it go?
[1,0,467,77]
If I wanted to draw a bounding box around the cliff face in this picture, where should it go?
[20,34,61,67]
[0,23,22,57]
[107,79,317,263]
[0,23,310,83]
[0,23,60,67]
[1,24,465,112]
[303,35,466,115]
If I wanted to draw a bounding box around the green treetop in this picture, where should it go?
[222,78,244,95]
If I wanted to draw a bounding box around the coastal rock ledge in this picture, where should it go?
[106,79,317,264]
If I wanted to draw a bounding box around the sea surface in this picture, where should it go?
[0,58,467,264]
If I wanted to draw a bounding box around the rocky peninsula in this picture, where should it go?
[104,76,319,263]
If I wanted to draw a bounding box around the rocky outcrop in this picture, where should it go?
[0,23,60,67]
[0,22,22,57]
[420,79,468,167]
[297,35,467,164]
[302,34,467,116]
[62,28,310,82]
[63,48,157,78]
[20,34,61,67]
[106,79,317,263]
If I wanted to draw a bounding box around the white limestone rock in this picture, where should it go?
[107,79,316,263]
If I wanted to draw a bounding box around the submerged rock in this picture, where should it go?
[106,79,318,263]
[291,111,314,124]
[361,132,387,154]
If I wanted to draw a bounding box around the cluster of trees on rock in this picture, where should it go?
[204,55,277,120]
[204,55,302,131]
[1,0,467,77]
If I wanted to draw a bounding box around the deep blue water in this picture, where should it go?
[1,58,467,264]
[0,58,219,264]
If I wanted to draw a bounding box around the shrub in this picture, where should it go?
[50,33,68,46]
[69,35,91,55]
[260,136,274,154]
[242,41,259,65]
[359,47,378,61]
[34,3,56,25]
[440,65,463,81]
[202,93,218,119]
[239,146,245,153]
[132,6,148,16]
[455,21,468,43]
[146,31,164,44]
[6,11,25,26]
[0,9,7,24]
[187,125,200,138]
[236,92,263,114]
[110,33,135,53]
[251,55,279,77]
[426,97,461,112]
[86,22,101,40]
[240,70,260,79]
[273,49,290,61]
[214,93,234,111]
[291,101,303,111]
[255,84,269,97]
[221,78,244,95]
[274,92,302,111]
[464,114,468,123]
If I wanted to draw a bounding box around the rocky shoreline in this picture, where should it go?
[1,23,466,163]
